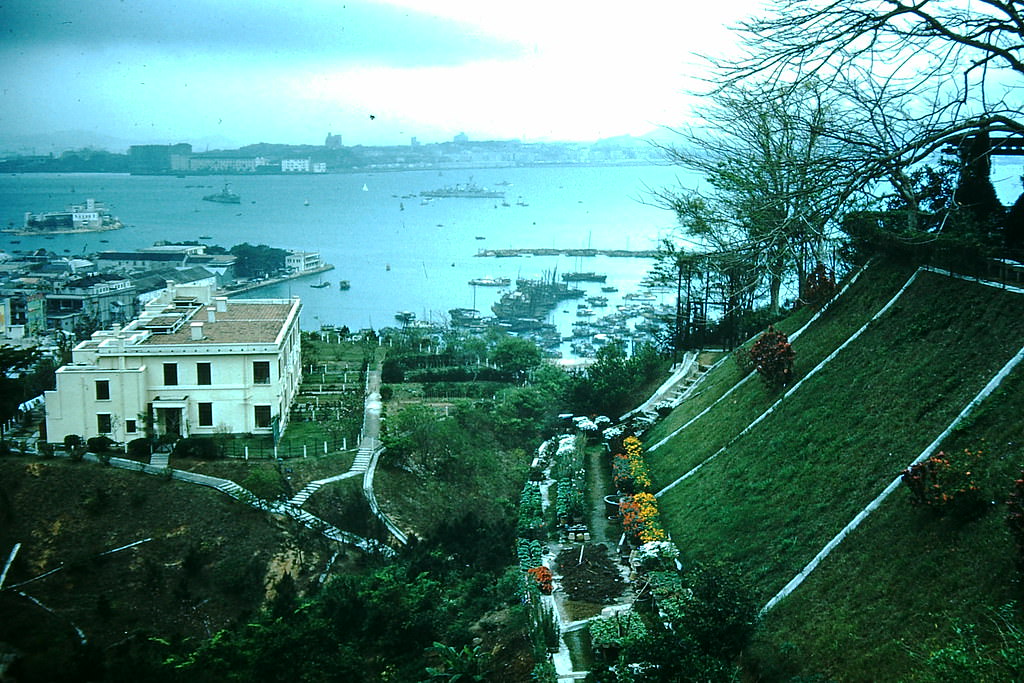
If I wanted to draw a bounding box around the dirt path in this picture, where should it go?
[585,445,620,550]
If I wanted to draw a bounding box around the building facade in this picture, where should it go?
[44,284,302,444]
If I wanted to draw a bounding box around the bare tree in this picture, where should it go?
[650,79,855,313]
[717,0,1024,158]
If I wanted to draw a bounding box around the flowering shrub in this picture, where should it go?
[749,325,795,389]
[527,565,553,594]
[1007,472,1024,569]
[620,492,668,544]
[611,436,652,494]
[901,447,984,515]
[803,261,837,308]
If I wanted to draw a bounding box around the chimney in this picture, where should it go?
[207,306,216,323]
[190,322,204,341]
[215,296,228,313]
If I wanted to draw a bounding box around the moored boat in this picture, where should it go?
[202,183,241,204]
[468,276,511,287]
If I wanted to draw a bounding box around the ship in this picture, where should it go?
[468,276,511,287]
[339,280,351,290]
[5,198,124,235]
[492,271,584,321]
[561,271,607,283]
[449,308,484,328]
[202,183,241,204]
[420,180,504,199]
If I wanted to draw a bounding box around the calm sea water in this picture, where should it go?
[0,165,693,351]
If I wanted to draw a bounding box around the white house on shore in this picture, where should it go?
[44,283,302,444]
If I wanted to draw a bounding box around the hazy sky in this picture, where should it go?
[0,0,763,149]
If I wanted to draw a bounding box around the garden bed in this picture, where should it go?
[556,542,627,604]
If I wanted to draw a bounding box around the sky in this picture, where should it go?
[0,0,765,151]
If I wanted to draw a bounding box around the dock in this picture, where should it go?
[218,263,335,296]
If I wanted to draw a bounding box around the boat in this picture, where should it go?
[449,308,483,327]
[202,184,241,204]
[601,285,619,293]
[199,234,212,239]
[4,198,124,235]
[468,276,511,287]
[339,280,351,290]
[310,282,330,288]
[420,180,504,199]
[561,272,607,283]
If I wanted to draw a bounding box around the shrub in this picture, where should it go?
[803,261,837,308]
[620,492,667,544]
[611,436,651,494]
[527,565,553,594]
[171,436,222,460]
[126,438,152,459]
[87,435,115,453]
[749,325,795,389]
[901,447,984,517]
[589,611,648,649]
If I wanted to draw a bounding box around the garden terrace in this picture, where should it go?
[650,262,1024,680]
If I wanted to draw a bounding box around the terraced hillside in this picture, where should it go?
[646,262,1024,680]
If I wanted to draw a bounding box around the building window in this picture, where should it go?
[198,402,213,427]
[197,362,212,385]
[97,414,112,434]
[253,361,271,384]
[254,405,272,429]
[95,380,110,400]
[126,419,137,434]
[163,363,178,386]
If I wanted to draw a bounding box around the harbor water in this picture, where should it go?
[0,165,696,354]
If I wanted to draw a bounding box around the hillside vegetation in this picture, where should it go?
[647,261,1024,680]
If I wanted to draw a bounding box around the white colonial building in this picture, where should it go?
[44,283,302,444]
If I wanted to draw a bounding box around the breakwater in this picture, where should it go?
[475,248,658,258]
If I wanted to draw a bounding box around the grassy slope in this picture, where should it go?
[0,457,340,677]
[649,263,1024,681]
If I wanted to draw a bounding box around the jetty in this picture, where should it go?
[218,264,335,296]
[475,247,658,258]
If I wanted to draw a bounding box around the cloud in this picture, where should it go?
[0,0,523,67]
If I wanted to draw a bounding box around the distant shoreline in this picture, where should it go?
[475,247,658,258]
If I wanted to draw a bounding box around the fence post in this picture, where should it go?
[303,444,307,458]
[244,446,249,460]
[343,437,347,451]
[323,441,327,454]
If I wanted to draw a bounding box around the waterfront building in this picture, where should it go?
[281,158,311,173]
[285,251,322,273]
[44,283,302,444]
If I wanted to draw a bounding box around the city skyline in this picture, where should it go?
[0,0,764,152]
